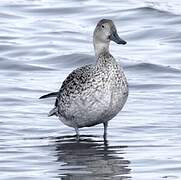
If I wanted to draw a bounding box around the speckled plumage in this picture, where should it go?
[40,19,128,139]
[55,52,128,129]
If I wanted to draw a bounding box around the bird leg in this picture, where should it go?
[74,127,80,141]
[103,121,108,140]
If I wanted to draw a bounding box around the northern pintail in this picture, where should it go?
[40,19,128,140]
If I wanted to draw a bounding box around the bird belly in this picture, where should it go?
[59,86,128,128]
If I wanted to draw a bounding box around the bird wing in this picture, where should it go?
[55,64,96,114]
[60,64,94,94]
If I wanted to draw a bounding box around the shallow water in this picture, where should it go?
[0,0,181,179]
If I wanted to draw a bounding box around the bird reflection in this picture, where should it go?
[52,135,131,180]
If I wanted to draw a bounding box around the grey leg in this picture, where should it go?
[75,127,80,141]
[103,121,108,140]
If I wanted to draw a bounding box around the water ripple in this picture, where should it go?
[0,0,181,179]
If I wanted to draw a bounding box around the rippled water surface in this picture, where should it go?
[0,0,181,179]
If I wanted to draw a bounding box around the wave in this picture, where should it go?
[36,53,181,75]
[125,62,181,74]
[0,57,54,71]
[131,0,181,16]
[36,53,96,69]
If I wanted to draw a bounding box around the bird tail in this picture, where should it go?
[48,107,58,117]
[39,92,58,99]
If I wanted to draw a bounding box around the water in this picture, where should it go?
[0,0,181,179]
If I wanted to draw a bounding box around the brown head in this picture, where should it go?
[93,19,126,57]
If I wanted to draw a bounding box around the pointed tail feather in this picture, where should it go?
[48,107,58,117]
[39,92,58,99]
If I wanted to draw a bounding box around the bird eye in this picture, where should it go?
[101,25,105,28]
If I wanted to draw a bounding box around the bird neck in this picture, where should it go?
[93,39,110,58]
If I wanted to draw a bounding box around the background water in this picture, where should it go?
[0,0,181,179]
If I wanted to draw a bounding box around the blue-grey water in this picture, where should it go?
[0,0,181,179]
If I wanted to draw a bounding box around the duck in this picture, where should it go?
[40,19,129,140]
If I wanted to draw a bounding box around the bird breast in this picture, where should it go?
[59,64,128,128]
